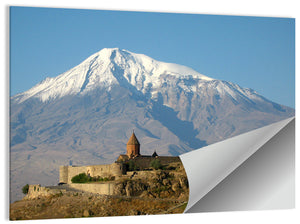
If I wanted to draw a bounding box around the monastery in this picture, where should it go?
[59,131,180,184]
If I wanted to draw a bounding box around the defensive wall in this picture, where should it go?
[24,184,67,200]
[127,156,181,170]
[26,167,184,199]
[59,162,125,184]
[60,156,180,184]
[68,183,115,195]
[25,183,116,199]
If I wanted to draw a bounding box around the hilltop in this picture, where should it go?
[10,162,189,220]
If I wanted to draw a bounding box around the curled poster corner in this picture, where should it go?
[180,117,295,213]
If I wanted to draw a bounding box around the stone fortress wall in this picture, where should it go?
[130,156,180,170]
[59,163,125,184]
[59,155,180,185]
[25,183,116,200]
[68,183,115,195]
[24,184,67,200]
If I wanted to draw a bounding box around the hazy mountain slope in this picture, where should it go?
[10,48,294,203]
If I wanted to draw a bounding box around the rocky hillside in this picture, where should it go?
[10,193,187,220]
[10,162,189,220]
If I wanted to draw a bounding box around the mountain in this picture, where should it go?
[10,48,294,203]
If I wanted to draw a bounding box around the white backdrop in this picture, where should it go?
[1,1,299,224]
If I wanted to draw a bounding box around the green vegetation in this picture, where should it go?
[71,173,113,183]
[150,159,163,170]
[127,160,139,171]
[22,184,29,195]
[71,173,91,183]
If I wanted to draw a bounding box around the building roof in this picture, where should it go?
[127,131,140,145]
[152,151,158,157]
[117,154,129,162]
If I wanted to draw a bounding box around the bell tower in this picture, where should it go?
[126,131,140,158]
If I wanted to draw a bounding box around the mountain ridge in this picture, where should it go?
[12,48,214,103]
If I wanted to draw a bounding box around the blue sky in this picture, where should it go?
[10,6,295,108]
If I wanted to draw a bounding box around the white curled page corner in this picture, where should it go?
[180,117,294,212]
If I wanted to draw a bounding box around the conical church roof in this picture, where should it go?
[127,131,140,145]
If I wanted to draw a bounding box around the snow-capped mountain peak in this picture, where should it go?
[13,48,214,103]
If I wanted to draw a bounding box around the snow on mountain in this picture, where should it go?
[13,48,214,103]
